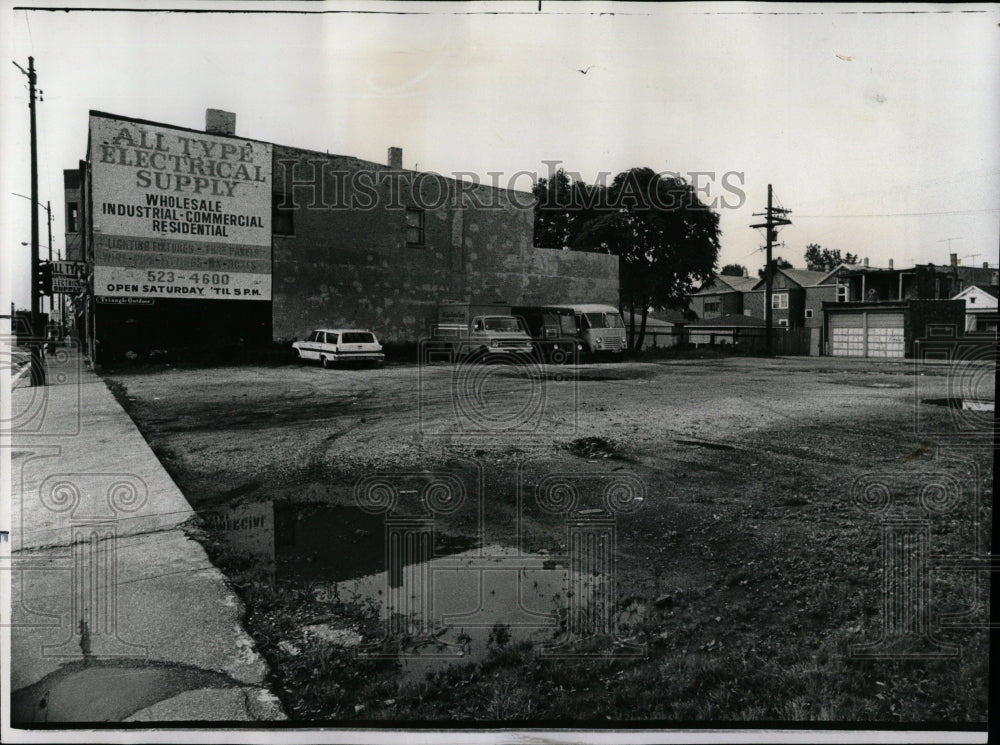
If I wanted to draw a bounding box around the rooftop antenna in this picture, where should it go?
[936,236,962,252]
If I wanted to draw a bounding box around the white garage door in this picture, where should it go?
[829,311,905,358]
[866,312,905,358]
[830,313,864,357]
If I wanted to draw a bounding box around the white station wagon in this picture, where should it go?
[292,328,385,368]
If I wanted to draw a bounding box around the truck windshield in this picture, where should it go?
[482,317,523,332]
[550,314,576,336]
[584,312,624,329]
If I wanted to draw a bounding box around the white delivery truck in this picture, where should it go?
[430,302,534,360]
[543,304,628,355]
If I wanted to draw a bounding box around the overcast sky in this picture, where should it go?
[2,1,998,312]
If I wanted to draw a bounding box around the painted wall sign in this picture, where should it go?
[50,260,89,294]
[89,114,273,301]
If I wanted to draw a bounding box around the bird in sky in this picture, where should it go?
[577,65,596,75]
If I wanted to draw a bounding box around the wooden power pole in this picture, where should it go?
[13,56,45,385]
[750,184,791,356]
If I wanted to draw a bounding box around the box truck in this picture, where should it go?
[510,305,583,363]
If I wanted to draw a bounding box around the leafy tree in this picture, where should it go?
[532,169,605,249]
[757,257,793,278]
[571,167,721,350]
[720,263,747,277]
[804,243,859,272]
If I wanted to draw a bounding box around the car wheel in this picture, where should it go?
[322,355,332,369]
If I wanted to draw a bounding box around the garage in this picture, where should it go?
[828,310,905,358]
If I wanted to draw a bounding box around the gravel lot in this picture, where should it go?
[105,354,993,722]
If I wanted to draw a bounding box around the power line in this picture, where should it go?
[795,208,999,218]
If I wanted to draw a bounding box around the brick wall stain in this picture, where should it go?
[270,147,618,342]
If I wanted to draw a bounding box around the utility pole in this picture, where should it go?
[13,56,44,385]
[750,184,792,356]
[46,200,53,315]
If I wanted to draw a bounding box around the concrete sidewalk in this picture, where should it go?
[5,346,285,725]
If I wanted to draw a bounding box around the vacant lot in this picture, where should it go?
[106,354,992,724]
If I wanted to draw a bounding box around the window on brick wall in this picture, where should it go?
[704,301,721,313]
[272,193,294,236]
[67,202,79,233]
[778,319,788,327]
[805,308,814,319]
[771,292,788,309]
[406,208,425,246]
[837,285,848,302]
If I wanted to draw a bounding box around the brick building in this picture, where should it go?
[66,110,618,362]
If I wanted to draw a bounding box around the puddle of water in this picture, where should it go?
[325,545,623,682]
[921,398,995,412]
[275,503,388,582]
[201,502,634,683]
[202,501,478,584]
[12,660,235,724]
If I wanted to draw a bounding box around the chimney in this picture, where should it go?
[863,257,869,268]
[388,147,403,170]
[888,258,894,270]
[950,253,958,267]
[984,262,989,269]
[206,109,236,136]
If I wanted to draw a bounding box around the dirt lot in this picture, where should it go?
[105,353,993,724]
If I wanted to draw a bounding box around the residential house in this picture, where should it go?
[952,285,999,335]
[689,273,758,320]
[822,254,996,357]
[688,265,853,355]
[837,255,998,303]
[742,266,852,328]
